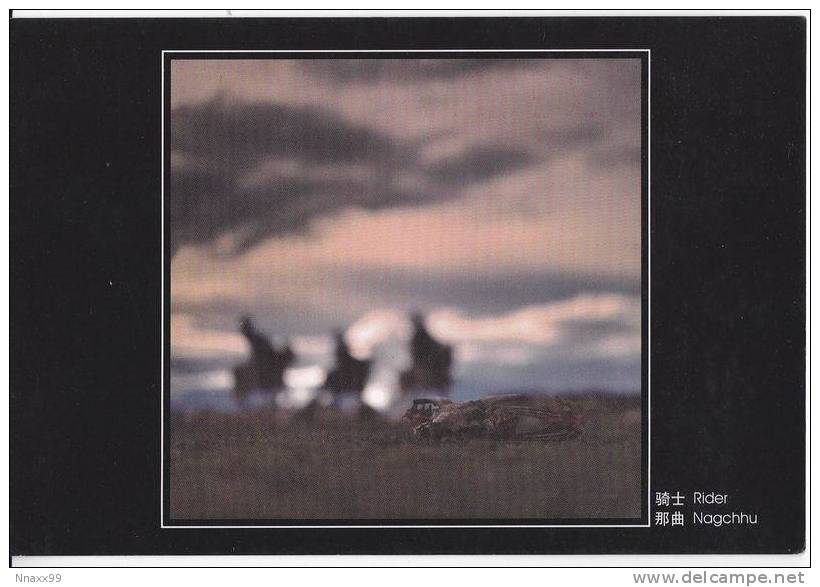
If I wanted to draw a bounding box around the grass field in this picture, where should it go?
[169,394,642,521]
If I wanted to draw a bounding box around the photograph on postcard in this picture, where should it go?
[166,55,646,523]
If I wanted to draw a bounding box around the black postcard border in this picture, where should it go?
[10,15,806,558]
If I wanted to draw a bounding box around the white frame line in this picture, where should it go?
[160,48,651,529]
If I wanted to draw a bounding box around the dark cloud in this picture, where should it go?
[171,169,430,253]
[426,145,534,186]
[536,123,638,170]
[301,58,537,83]
[171,96,419,253]
[172,96,403,168]
[334,267,641,315]
[170,97,539,254]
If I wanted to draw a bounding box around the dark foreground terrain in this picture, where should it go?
[169,394,642,520]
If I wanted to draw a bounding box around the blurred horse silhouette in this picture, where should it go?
[400,313,453,393]
[233,316,294,402]
[323,329,371,397]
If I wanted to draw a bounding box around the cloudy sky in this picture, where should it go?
[169,57,642,396]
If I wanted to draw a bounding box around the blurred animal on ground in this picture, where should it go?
[399,313,452,393]
[402,395,582,441]
[233,316,294,402]
[323,330,371,396]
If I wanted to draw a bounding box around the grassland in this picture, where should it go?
[169,394,642,521]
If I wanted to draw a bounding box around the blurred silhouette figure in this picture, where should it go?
[400,313,453,393]
[323,329,371,397]
[233,316,294,402]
